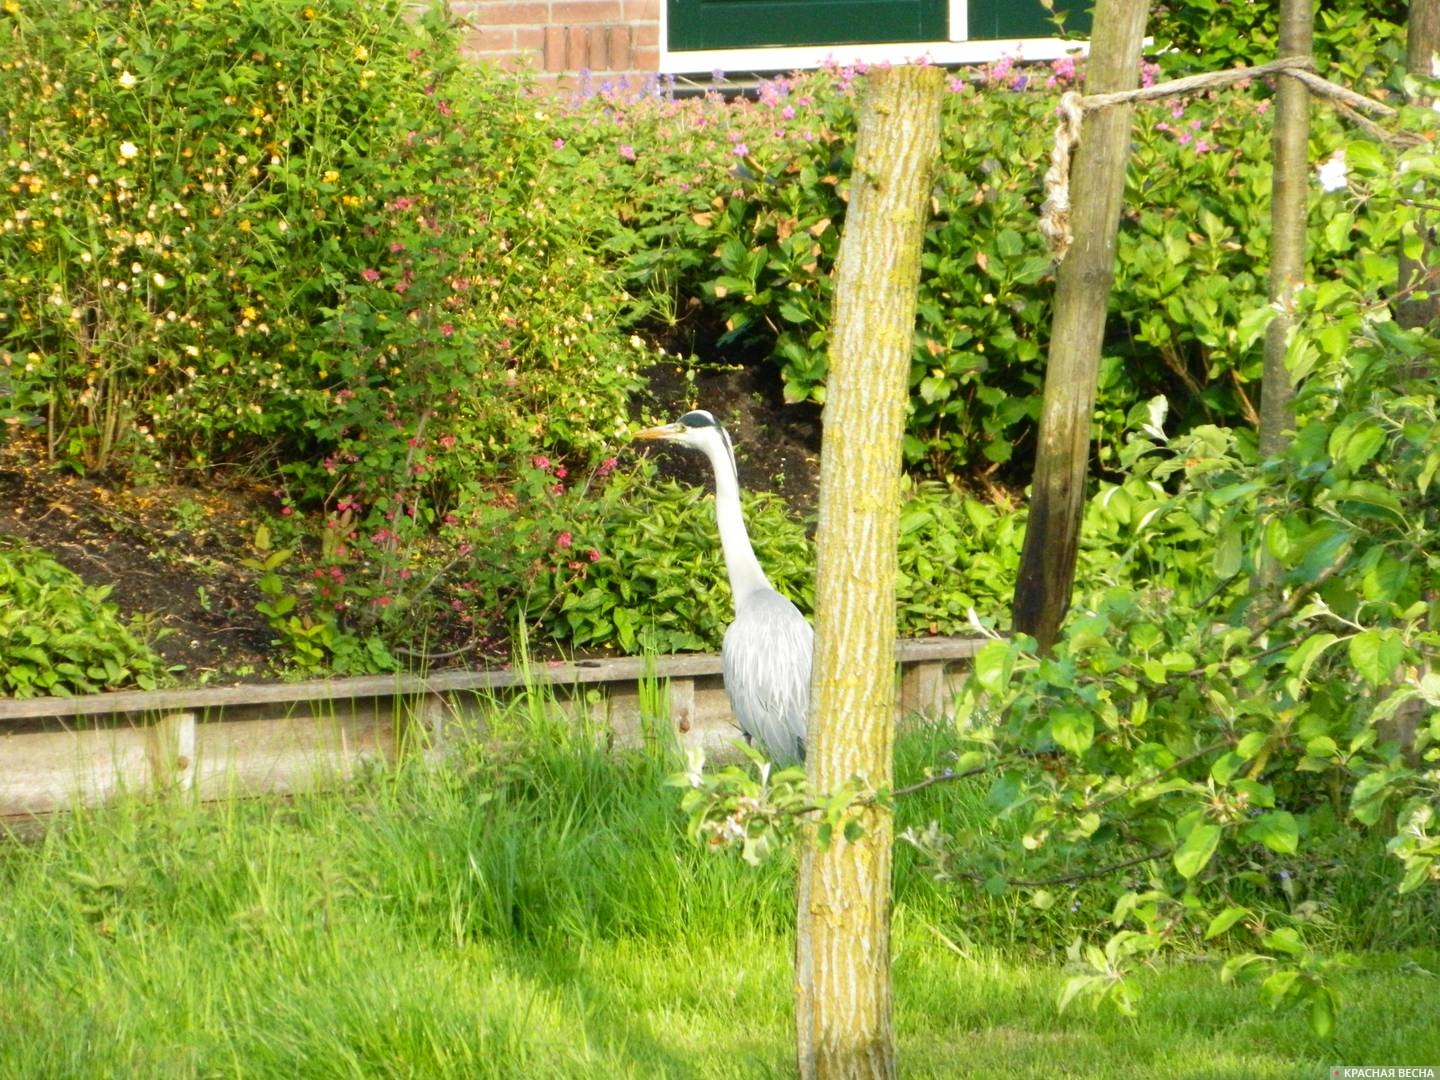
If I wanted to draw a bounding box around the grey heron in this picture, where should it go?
[634,410,812,766]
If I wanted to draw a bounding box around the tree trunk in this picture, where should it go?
[1010,0,1151,653]
[1259,0,1313,463]
[1397,0,1440,329]
[1408,0,1440,87]
[794,64,944,1080]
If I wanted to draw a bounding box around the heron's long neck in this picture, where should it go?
[704,439,772,602]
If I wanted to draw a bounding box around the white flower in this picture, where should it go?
[119,141,139,160]
[152,272,166,287]
[1316,149,1347,193]
[118,70,138,89]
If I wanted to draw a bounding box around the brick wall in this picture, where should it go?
[451,0,660,79]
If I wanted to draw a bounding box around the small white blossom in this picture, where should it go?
[118,70,138,89]
[1316,149,1347,193]
[119,141,139,160]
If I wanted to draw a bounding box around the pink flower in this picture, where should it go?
[532,454,551,470]
[553,138,566,149]
[554,466,567,479]
[619,144,636,161]
[440,323,454,338]
[587,548,601,563]
[557,531,573,549]
[733,143,749,158]
[361,268,381,283]
[597,456,618,478]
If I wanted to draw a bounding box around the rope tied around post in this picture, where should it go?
[1039,54,1401,261]
[1038,91,1084,262]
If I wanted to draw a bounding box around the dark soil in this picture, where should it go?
[0,359,821,687]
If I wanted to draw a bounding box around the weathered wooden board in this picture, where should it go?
[0,637,986,822]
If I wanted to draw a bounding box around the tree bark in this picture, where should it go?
[1408,0,1440,87]
[1010,0,1151,653]
[795,64,943,1080]
[1397,0,1440,329]
[1259,0,1313,464]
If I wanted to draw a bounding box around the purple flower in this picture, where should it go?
[733,143,749,158]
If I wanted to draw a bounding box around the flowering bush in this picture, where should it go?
[1,0,646,670]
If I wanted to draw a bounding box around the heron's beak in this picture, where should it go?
[632,422,685,442]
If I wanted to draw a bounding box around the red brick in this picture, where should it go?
[552,1,623,23]
[623,0,659,21]
[631,22,659,48]
[588,27,610,69]
[475,2,552,26]
[567,25,590,69]
[464,25,517,53]
[605,26,632,71]
[544,25,568,71]
[513,26,547,52]
[631,46,659,70]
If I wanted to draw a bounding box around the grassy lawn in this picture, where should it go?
[2,717,1436,1079]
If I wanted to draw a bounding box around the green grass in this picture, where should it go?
[1,708,1436,1078]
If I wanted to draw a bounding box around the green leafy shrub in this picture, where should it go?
[564,36,1416,483]
[1149,0,1405,83]
[0,538,166,696]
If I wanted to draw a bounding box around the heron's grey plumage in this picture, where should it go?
[634,409,813,765]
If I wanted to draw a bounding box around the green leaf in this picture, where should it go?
[1285,632,1339,685]
[973,640,1016,696]
[1348,629,1404,687]
[1212,525,1243,578]
[1235,731,1268,760]
[1309,985,1338,1039]
[1205,906,1252,940]
[1050,709,1094,756]
[1173,822,1221,880]
[1244,810,1299,855]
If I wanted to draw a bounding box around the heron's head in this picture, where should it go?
[633,409,738,477]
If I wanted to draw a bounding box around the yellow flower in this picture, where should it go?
[322,169,339,184]
[242,306,258,319]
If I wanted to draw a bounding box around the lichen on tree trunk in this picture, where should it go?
[793,64,943,1080]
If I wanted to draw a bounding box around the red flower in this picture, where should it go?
[557,531,573,550]
[361,268,381,283]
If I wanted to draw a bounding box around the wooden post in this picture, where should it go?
[1011,0,1152,653]
[794,64,944,1080]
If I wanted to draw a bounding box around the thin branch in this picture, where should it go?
[944,846,1172,890]
[891,764,992,800]
[1080,55,1314,111]
[1079,738,1234,815]
[1007,847,1171,888]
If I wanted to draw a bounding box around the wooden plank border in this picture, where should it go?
[1,637,987,822]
